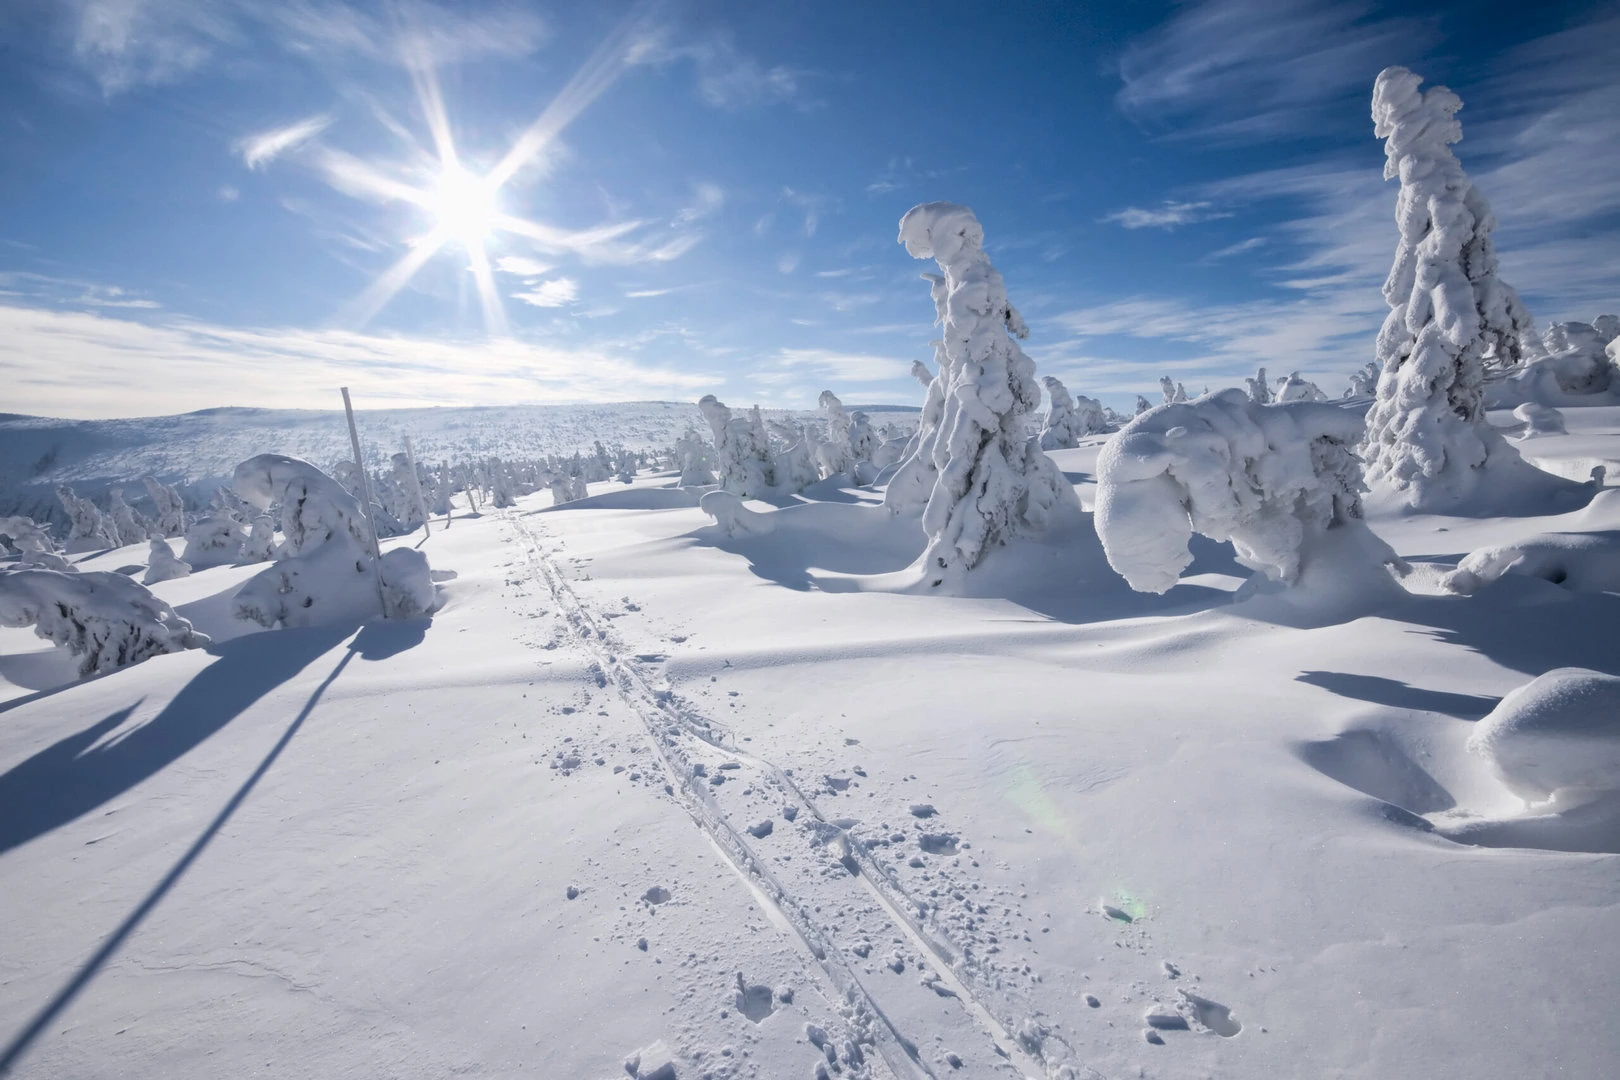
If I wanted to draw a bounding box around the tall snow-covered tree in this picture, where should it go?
[1038,375,1107,450]
[107,487,152,546]
[57,486,117,552]
[1362,66,1540,507]
[889,202,1077,586]
[817,390,854,477]
[1245,367,1272,404]
[141,477,187,537]
[699,395,776,498]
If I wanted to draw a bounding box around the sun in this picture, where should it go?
[425,164,499,249]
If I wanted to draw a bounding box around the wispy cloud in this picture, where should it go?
[494,255,553,277]
[674,182,725,225]
[511,278,578,308]
[69,0,237,94]
[753,348,915,388]
[1203,236,1267,262]
[1116,0,1437,142]
[237,113,332,169]
[0,300,715,418]
[264,1,548,67]
[1100,200,1230,230]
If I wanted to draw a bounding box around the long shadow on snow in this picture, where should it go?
[0,620,425,857]
[1295,671,1501,719]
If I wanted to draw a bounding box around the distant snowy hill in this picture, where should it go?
[0,402,920,523]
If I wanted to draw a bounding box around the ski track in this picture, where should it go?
[505,509,1103,1080]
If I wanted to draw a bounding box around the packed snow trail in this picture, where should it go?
[505,509,1098,1079]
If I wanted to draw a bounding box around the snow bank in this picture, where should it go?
[699,490,776,538]
[1362,67,1538,509]
[1445,530,1620,595]
[889,202,1078,586]
[1468,668,1620,805]
[1096,390,1402,594]
[0,568,209,676]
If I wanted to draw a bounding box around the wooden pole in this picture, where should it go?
[340,387,391,618]
[403,435,432,537]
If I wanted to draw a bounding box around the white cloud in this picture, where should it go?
[674,182,725,225]
[777,253,800,275]
[265,1,547,66]
[216,184,240,202]
[511,278,578,308]
[753,348,915,387]
[1100,200,1230,230]
[494,255,553,277]
[237,114,332,170]
[69,0,237,94]
[0,301,712,418]
[1203,236,1267,261]
[1117,0,1438,142]
[632,30,811,111]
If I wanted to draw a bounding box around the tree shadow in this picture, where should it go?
[1295,671,1500,719]
[0,624,354,856]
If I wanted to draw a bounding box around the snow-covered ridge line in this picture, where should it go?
[504,509,1076,1079]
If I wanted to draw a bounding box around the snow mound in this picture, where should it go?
[0,567,209,676]
[700,490,776,538]
[1468,668,1620,805]
[1445,530,1620,595]
[1511,402,1566,438]
[142,538,192,585]
[1095,390,1402,595]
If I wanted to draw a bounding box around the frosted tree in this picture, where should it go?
[107,487,152,546]
[1344,361,1380,399]
[57,486,117,552]
[0,568,209,677]
[910,359,933,387]
[0,516,56,558]
[847,411,879,481]
[489,458,517,509]
[1274,372,1327,402]
[241,514,276,562]
[231,454,436,627]
[142,539,192,584]
[893,351,947,474]
[1532,321,1614,394]
[1245,367,1272,404]
[817,391,855,477]
[181,513,244,568]
[767,419,822,492]
[141,477,187,537]
[699,395,776,498]
[1135,395,1152,416]
[1039,376,1084,450]
[1159,376,1188,404]
[1096,390,1405,595]
[889,202,1078,585]
[675,429,716,486]
[1362,66,1540,507]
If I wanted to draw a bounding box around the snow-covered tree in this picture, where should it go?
[1344,361,1381,399]
[141,476,187,537]
[1274,372,1328,402]
[1096,390,1405,595]
[489,458,517,509]
[1160,376,1188,404]
[0,515,56,557]
[181,513,244,569]
[699,395,776,498]
[888,202,1078,585]
[1362,66,1540,507]
[241,514,276,562]
[57,486,117,552]
[675,429,716,486]
[1245,367,1272,404]
[0,568,209,677]
[1528,321,1615,394]
[1135,395,1152,416]
[106,487,151,546]
[1038,375,1106,450]
[847,411,879,482]
[817,391,854,477]
[231,454,436,627]
[142,539,192,584]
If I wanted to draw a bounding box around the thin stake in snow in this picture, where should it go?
[341,387,392,617]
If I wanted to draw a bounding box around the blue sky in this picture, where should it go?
[1,0,1614,418]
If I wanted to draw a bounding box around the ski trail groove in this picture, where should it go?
[507,510,1098,1080]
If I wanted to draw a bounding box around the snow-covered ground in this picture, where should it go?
[2,405,1619,1079]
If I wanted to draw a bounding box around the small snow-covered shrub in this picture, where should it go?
[888,202,1078,584]
[1445,531,1620,596]
[1468,668,1620,806]
[0,515,56,557]
[241,515,276,562]
[1096,389,1402,594]
[143,539,192,584]
[1362,67,1537,508]
[1511,402,1566,438]
[1275,372,1327,403]
[0,568,209,676]
[700,490,776,538]
[182,513,244,569]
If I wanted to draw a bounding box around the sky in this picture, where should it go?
[0,0,1615,419]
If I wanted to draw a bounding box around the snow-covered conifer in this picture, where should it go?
[1038,376,1106,450]
[1345,362,1380,399]
[0,515,56,557]
[57,486,117,552]
[1362,66,1539,506]
[1275,372,1328,402]
[1246,367,1272,404]
[1135,395,1152,416]
[107,487,152,546]
[181,514,243,568]
[241,514,276,562]
[699,395,776,498]
[817,391,854,477]
[141,477,187,537]
[676,429,716,486]
[910,360,932,387]
[889,202,1078,584]
[1160,377,1189,404]
[847,411,879,483]
[1096,390,1404,595]
[142,539,192,584]
[0,568,209,676]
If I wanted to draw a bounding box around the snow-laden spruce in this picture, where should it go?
[57,486,118,553]
[699,395,776,498]
[231,454,437,627]
[1246,368,1273,404]
[0,567,209,676]
[1274,372,1327,403]
[816,391,854,478]
[675,429,716,486]
[1096,390,1404,595]
[1362,66,1539,508]
[141,476,188,537]
[107,487,151,546]
[1038,376,1106,450]
[887,203,1077,585]
[142,539,192,584]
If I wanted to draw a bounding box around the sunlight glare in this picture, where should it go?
[427,164,499,248]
